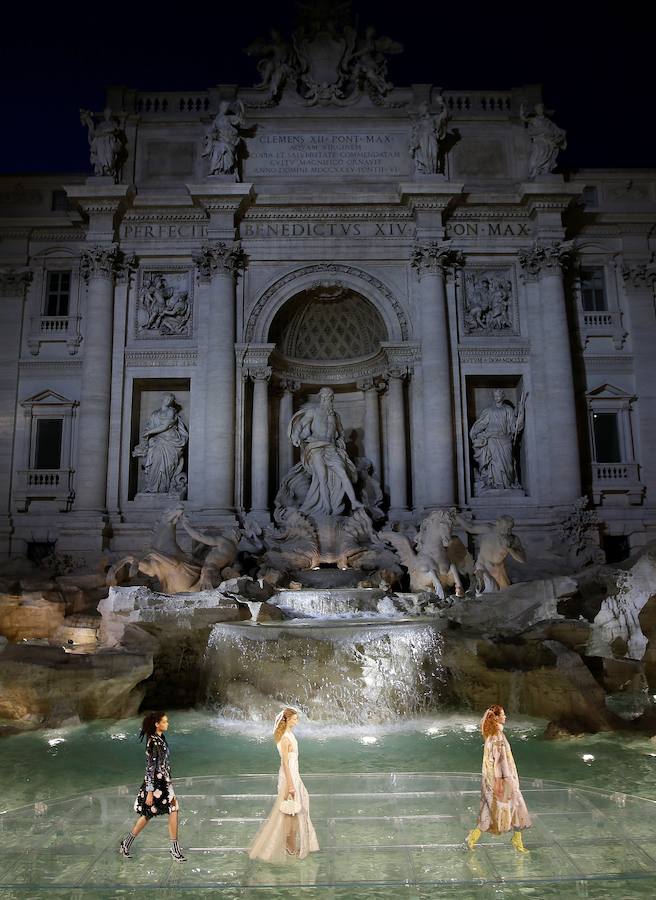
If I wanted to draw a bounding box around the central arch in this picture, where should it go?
[243,263,410,344]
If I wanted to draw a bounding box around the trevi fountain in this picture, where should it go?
[0,3,655,895]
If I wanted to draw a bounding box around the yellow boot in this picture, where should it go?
[466,827,482,850]
[511,830,529,853]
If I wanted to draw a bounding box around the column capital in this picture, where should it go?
[80,244,127,283]
[517,240,575,281]
[248,366,272,383]
[619,256,656,293]
[411,240,464,278]
[279,377,301,394]
[194,240,247,283]
[0,267,32,298]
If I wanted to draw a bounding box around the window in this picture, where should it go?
[51,189,70,212]
[580,268,607,312]
[582,185,598,207]
[45,271,71,316]
[34,419,63,469]
[592,412,621,463]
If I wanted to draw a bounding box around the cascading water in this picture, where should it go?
[203,588,447,725]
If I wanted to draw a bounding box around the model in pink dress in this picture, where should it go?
[248,707,320,864]
[467,704,531,853]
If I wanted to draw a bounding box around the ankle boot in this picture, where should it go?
[511,830,529,853]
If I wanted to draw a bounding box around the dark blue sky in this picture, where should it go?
[1,0,652,175]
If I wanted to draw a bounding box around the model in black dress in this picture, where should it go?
[119,712,186,862]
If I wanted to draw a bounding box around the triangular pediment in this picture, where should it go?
[586,383,634,401]
[21,389,76,408]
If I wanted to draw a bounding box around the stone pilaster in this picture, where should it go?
[194,241,247,515]
[622,259,656,497]
[73,245,128,513]
[278,379,299,483]
[357,378,383,480]
[249,367,272,515]
[411,240,463,507]
[0,269,32,555]
[518,240,581,503]
[382,365,410,517]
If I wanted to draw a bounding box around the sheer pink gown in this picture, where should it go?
[478,730,532,834]
[248,729,320,864]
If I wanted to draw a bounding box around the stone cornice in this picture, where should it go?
[242,207,414,221]
[411,240,465,276]
[458,346,530,364]
[19,358,83,371]
[193,240,247,281]
[0,268,33,297]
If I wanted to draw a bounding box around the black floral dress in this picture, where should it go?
[134,733,178,819]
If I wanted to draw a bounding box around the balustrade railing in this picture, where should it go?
[14,469,75,511]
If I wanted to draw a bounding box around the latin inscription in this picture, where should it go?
[246,132,409,177]
[446,222,531,237]
[121,223,208,240]
[241,221,415,238]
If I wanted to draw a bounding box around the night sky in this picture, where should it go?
[1,0,652,176]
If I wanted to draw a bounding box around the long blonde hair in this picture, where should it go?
[273,707,298,744]
[480,704,504,739]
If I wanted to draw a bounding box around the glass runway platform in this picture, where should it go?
[0,772,655,898]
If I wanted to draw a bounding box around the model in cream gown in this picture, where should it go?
[248,729,319,863]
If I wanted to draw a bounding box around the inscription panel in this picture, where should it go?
[245,132,410,177]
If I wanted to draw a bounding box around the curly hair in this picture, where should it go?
[139,711,166,742]
[480,704,504,739]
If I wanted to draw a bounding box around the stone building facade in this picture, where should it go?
[1,22,655,565]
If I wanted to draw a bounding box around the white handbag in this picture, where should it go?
[280,795,301,815]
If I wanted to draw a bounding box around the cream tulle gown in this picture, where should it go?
[248,729,319,863]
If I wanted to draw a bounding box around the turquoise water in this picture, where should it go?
[2,710,655,813]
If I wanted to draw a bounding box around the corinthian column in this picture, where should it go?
[519,241,581,503]
[74,246,125,512]
[249,367,272,515]
[278,379,299,482]
[622,260,656,494]
[411,241,463,507]
[357,378,382,479]
[194,241,246,514]
[384,368,409,516]
[0,269,32,552]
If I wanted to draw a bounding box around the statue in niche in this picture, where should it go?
[79,107,127,182]
[464,273,514,333]
[347,24,403,96]
[519,101,567,179]
[409,97,450,175]
[455,514,526,593]
[202,100,246,178]
[139,273,191,336]
[470,389,527,492]
[287,386,363,517]
[132,393,189,497]
[245,28,298,100]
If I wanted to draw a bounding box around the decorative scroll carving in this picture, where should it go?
[411,241,465,277]
[80,244,123,282]
[517,240,574,280]
[0,268,33,297]
[138,271,193,337]
[193,241,247,282]
[463,270,516,334]
[620,258,656,292]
